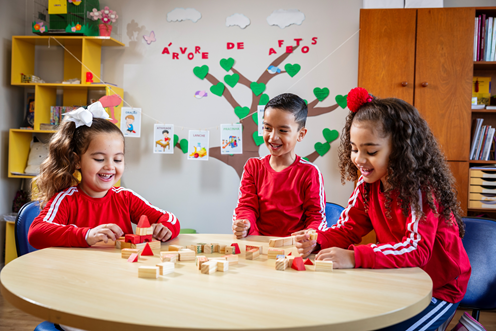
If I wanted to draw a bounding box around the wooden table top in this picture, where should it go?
[0,234,432,331]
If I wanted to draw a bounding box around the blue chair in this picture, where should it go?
[325,202,345,227]
[459,217,496,321]
[14,201,60,331]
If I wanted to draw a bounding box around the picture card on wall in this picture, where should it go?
[220,124,242,155]
[363,0,404,8]
[257,105,264,136]
[154,124,174,154]
[188,130,209,161]
[120,107,142,138]
[405,0,442,8]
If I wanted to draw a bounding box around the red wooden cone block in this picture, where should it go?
[137,215,151,228]
[127,253,138,263]
[304,258,314,265]
[231,243,241,254]
[292,257,306,271]
[141,242,154,256]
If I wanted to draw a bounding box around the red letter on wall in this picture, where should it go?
[301,46,309,53]
[172,53,179,60]
[294,38,302,46]
[195,46,201,54]
[278,40,284,47]
[268,48,277,55]
[227,42,235,49]
[312,37,318,45]
[202,52,209,59]
[187,53,194,60]
[237,42,244,49]
[286,46,293,53]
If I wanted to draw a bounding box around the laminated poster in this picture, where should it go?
[154,124,174,154]
[120,107,142,138]
[257,105,264,136]
[220,124,242,155]
[188,130,209,161]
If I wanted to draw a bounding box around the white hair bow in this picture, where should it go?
[63,101,110,128]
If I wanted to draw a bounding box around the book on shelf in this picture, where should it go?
[470,118,483,160]
[474,17,479,61]
[90,82,118,87]
[470,118,496,161]
[472,77,491,106]
[484,128,496,161]
[477,125,488,160]
[487,17,493,61]
[474,14,496,61]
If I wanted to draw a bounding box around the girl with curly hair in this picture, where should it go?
[29,102,180,249]
[295,87,471,330]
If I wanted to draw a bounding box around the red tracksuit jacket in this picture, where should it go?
[29,186,180,249]
[318,177,471,303]
[233,155,327,237]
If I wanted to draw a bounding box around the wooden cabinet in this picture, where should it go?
[8,36,124,179]
[358,8,475,215]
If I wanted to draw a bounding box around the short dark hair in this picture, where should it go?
[162,130,169,134]
[265,93,307,129]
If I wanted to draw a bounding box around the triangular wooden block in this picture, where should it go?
[231,243,241,254]
[292,257,306,271]
[304,258,314,265]
[141,242,154,256]
[127,253,139,263]
[137,215,151,228]
[288,252,292,256]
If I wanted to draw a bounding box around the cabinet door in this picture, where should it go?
[358,9,417,104]
[447,161,468,216]
[416,8,474,161]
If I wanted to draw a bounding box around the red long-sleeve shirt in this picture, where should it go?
[233,155,327,237]
[318,177,471,303]
[29,186,180,249]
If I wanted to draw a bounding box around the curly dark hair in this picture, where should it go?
[338,96,465,238]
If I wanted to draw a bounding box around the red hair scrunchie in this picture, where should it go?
[347,87,372,113]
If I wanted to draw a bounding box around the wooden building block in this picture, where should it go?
[195,244,203,254]
[309,233,318,241]
[125,234,141,244]
[178,249,196,261]
[141,243,154,256]
[168,245,183,251]
[276,258,289,271]
[197,243,207,253]
[121,248,139,259]
[304,258,314,265]
[268,248,285,259]
[127,253,139,263]
[116,240,132,249]
[225,246,234,255]
[197,257,209,270]
[230,243,241,254]
[156,262,174,275]
[133,240,160,252]
[196,255,207,265]
[211,243,220,253]
[201,261,218,274]
[160,252,177,263]
[204,244,213,254]
[246,249,260,260]
[315,260,333,272]
[283,236,294,246]
[219,244,227,254]
[217,260,229,272]
[287,256,295,267]
[224,255,238,265]
[291,257,306,271]
[136,227,153,236]
[246,245,263,255]
[138,266,159,279]
[139,234,153,243]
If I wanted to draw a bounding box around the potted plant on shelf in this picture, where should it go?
[89,6,118,37]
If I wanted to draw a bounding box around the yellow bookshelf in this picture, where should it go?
[9,36,124,179]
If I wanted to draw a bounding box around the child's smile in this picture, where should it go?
[349,121,392,185]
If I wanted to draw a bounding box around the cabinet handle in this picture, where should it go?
[401,82,408,87]
[421,82,429,87]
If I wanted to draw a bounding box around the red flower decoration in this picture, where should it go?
[347,87,371,113]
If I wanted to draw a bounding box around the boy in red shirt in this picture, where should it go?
[232,93,326,238]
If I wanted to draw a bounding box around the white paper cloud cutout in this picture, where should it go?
[266,9,305,29]
[167,8,202,23]
[226,13,251,29]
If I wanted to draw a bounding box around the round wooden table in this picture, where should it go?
[0,234,432,331]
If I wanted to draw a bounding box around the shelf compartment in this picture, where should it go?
[8,129,53,178]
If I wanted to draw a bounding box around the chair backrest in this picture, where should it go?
[460,217,496,310]
[325,202,345,228]
[15,201,41,256]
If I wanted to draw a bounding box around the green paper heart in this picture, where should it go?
[252,112,258,125]
[322,129,339,143]
[180,139,188,154]
[220,58,235,72]
[252,131,264,146]
[335,94,347,109]
[234,106,250,120]
[250,82,266,96]
[259,94,269,106]
[224,73,239,88]
[285,63,301,77]
[210,82,225,96]
[302,157,309,162]
[314,142,330,156]
[193,65,209,80]
[313,87,330,102]
[174,134,179,146]
[303,99,308,105]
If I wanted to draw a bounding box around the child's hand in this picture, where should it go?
[232,219,250,239]
[86,224,124,246]
[294,232,317,258]
[152,223,173,242]
[316,247,355,269]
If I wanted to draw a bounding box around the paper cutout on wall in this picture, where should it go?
[257,105,264,136]
[221,124,243,155]
[195,90,208,99]
[210,82,225,96]
[154,124,174,154]
[167,8,202,23]
[188,130,209,160]
[220,58,235,72]
[267,65,281,74]
[266,9,305,29]
[313,87,330,102]
[250,82,266,96]
[284,63,301,77]
[224,73,239,88]
[226,13,251,29]
[234,106,250,120]
[143,31,156,45]
[120,107,142,138]
[335,94,347,109]
[322,128,339,143]
[252,131,264,146]
[193,65,209,80]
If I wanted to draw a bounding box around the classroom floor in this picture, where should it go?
[1,286,496,331]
